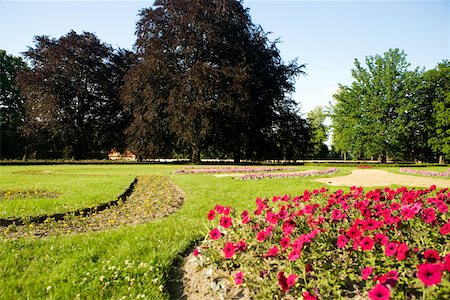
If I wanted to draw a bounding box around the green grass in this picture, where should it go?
[0,164,437,299]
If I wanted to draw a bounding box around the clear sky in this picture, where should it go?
[1,0,449,115]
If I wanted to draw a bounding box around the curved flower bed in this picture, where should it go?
[175,166,292,174]
[241,167,338,180]
[192,185,450,299]
[400,168,450,178]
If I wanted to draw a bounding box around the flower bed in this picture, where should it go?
[192,185,450,299]
[174,166,292,174]
[400,168,450,178]
[241,168,338,180]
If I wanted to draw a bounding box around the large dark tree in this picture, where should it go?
[122,0,306,163]
[0,50,28,159]
[17,31,134,159]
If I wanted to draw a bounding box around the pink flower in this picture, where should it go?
[444,254,450,272]
[236,240,247,252]
[215,204,224,214]
[265,246,279,257]
[368,283,390,300]
[303,291,317,300]
[337,234,348,248]
[286,274,297,287]
[280,237,291,250]
[223,242,235,259]
[234,271,244,285]
[277,271,296,292]
[424,249,440,263]
[374,233,389,246]
[346,225,362,239]
[288,249,301,261]
[384,242,397,257]
[193,247,199,257]
[421,207,436,223]
[417,263,443,286]
[360,236,375,251]
[396,243,408,261]
[440,222,450,235]
[207,210,216,221]
[209,228,222,240]
[256,230,266,242]
[361,266,374,280]
[220,216,233,228]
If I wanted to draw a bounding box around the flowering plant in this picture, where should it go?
[400,168,450,178]
[175,166,292,174]
[241,168,338,180]
[192,185,450,299]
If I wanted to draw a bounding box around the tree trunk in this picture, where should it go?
[439,155,444,164]
[343,152,347,161]
[380,151,387,163]
[191,146,201,164]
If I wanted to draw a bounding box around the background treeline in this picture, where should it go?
[331,49,449,163]
[1,0,448,163]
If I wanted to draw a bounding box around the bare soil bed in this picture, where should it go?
[314,169,450,187]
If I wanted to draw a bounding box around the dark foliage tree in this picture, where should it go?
[0,50,28,159]
[123,0,306,163]
[17,31,134,159]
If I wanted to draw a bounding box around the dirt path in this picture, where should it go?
[314,169,450,188]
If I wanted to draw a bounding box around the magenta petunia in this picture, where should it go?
[361,266,374,280]
[207,209,216,221]
[444,254,450,272]
[288,248,301,261]
[368,283,390,300]
[234,271,244,285]
[266,246,279,257]
[346,225,362,239]
[360,236,375,251]
[423,249,440,263]
[302,291,317,300]
[236,240,247,252]
[384,242,397,257]
[209,228,222,240]
[223,242,235,259]
[440,222,450,235]
[220,216,233,228]
[193,247,199,257]
[421,207,436,223]
[337,234,348,248]
[417,263,443,286]
[280,237,291,250]
[396,243,408,261]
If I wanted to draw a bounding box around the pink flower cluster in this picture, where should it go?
[196,185,450,298]
[399,168,450,178]
[241,168,338,180]
[175,166,292,174]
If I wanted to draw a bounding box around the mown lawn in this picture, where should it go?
[0,164,433,299]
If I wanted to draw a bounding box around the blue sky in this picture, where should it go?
[1,0,449,114]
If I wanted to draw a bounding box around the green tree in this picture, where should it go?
[0,50,28,159]
[306,106,328,158]
[331,49,419,162]
[17,32,134,159]
[424,60,450,163]
[123,0,305,163]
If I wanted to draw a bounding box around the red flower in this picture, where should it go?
[424,249,440,263]
[303,291,317,300]
[223,242,235,259]
[209,228,222,240]
[220,216,233,228]
[234,271,244,285]
[337,234,348,248]
[396,243,408,261]
[384,242,397,257]
[256,230,266,242]
[277,271,296,292]
[444,254,450,272]
[265,246,279,257]
[374,233,389,246]
[440,222,450,235]
[417,263,443,286]
[215,204,224,214]
[346,225,362,239]
[421,207,436,223]
[280,237,291,250]
[286,274,297,287]
[368,283,390,300]
[360,236,375,251]
[236,240,247,252]
[361,266,374,280]
[193,247,199,257]
[207,210,216,221]
[288,248,301,261]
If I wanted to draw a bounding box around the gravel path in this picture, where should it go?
[314,169,450,188]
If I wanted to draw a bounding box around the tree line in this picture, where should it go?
[331,48,449,163]
[2,0,328,163]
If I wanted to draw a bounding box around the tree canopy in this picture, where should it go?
[122,0,307,163]
[331,49,449,163]
[17,31,134,159]
[0,50,28,159]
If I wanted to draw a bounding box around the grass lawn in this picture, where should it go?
[0,164,439,299]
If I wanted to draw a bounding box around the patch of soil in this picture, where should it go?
[0,176,185,239]
[314,169,450,187]
[0,189,60,200]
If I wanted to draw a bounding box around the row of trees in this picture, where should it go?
[1,0,329,162]
[331,49,449,163]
